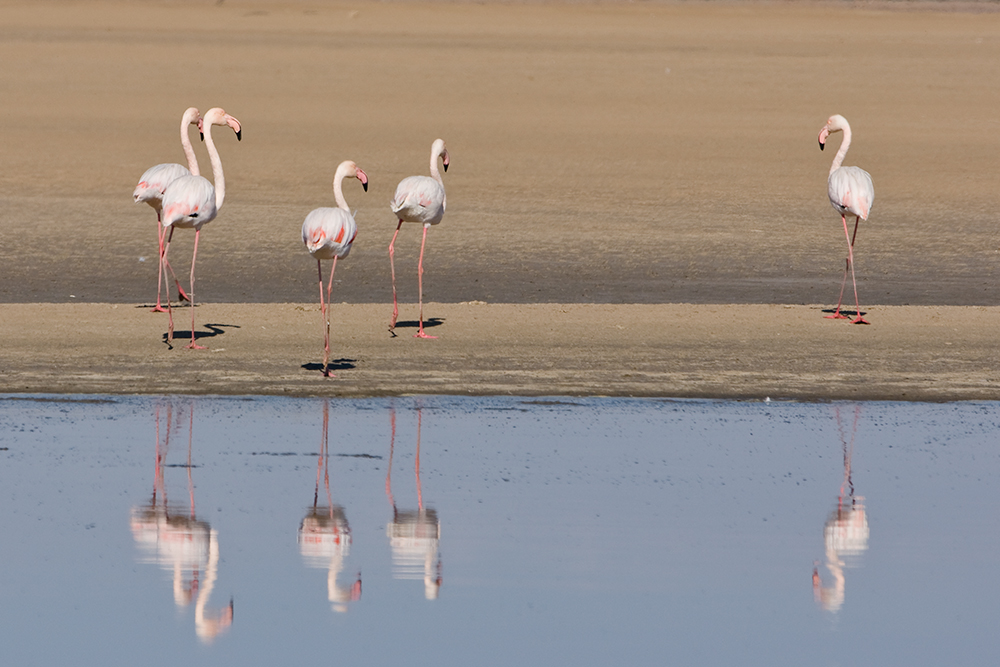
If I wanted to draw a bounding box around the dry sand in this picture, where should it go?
[1,1,999,399]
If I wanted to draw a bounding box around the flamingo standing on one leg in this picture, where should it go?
[818,114,875,325]
[302,160,368,377]
[161,107,242,349]
[133,107,202,311]
[388,139,449,338]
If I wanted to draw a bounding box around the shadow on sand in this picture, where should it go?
[162,323,241,350]
[302,359,357,372]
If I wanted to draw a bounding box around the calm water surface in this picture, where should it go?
[1,395,998,666]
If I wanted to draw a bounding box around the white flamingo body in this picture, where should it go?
[391,175,445,226]
[818,114,874,324]
[161,107,241,349]
[134,162,192,210]
[828,166,874,221]
[162,175,217,231]
[388,138,450,338]
[303,208,357,260]
[302,160,368,377]
[134,107,202,311]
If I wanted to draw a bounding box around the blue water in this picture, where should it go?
[0,396,998,666]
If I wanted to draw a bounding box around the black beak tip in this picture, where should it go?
[443,163,448,173]
[362,182,369,192]
[199,133,204,142]
[236,130,242,141]
[818,140,825,151]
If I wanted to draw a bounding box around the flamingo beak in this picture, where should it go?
[198,118,205,142]
[226,115,242,141]
[818,127,829,150]
[442,150,450,172]
[357,168,369,192]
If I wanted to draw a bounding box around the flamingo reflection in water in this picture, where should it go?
[386,404,442,600]
[130,400,234,641]
[812,404,870,613]
[298,400,362,613]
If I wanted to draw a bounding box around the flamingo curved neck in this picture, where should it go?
[830,126,852,175]
[202,121,225,209]
[332,165,350,211]
[429,151,444,185]
[181,117,200,177]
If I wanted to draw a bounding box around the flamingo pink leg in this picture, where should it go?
[153,214,168,312]
[415,223,437,339]
[155,215,190,309]
[842,215,869,325]
[164,252,190,304]
[163,227,176,342]
[824,258,850,320]
[388,220,403,332]
[825,217,860,320]
[186,229,207,349]
[320,257,339,377]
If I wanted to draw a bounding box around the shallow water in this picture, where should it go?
[1,395,998,666]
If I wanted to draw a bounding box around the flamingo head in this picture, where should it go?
[818,114,849,150]
[203,107,242,141]
[341,161,368,192]
[432,138,449,172]
[182,107,202,128]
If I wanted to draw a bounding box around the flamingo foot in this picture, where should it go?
[851,316,870,325]
[824,313,849,320]
[186,342,208,350]
[322,369,337,378]
[413,331,438,339]
[151,305,168,313]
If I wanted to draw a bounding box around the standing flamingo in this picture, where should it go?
[302,160,368,377]
[161,107,242,349]
[818,114,875,325]
[133,107,201,312]
[388,139,449,338]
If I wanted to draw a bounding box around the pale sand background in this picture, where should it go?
[1,1,999,397]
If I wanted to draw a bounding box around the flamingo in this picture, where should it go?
[818,114,875,325]
[133,107,202,312]
[161,107,242,349]
[302,160,368,377]
[385,404,442,599]
[388,138,449,338]
[298,400,363,612]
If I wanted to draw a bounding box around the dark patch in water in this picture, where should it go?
[0,397,117,404]
[521,400,585,407]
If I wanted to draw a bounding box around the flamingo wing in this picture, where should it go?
[828,166,874,220]
[302,207,358,260]
[390,175,445,225]
[161,175,217,230]
[134,163,191,206]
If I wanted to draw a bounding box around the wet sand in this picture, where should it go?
[1,1,999,398]
[1,302,998,400]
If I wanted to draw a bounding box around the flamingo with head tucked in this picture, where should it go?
[388,139,449,339]
[161,107,242,349]
[818,114,875,325]
[133,107,202,311]
[302,160,368,377]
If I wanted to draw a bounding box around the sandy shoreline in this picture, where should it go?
[1,302,996,400]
